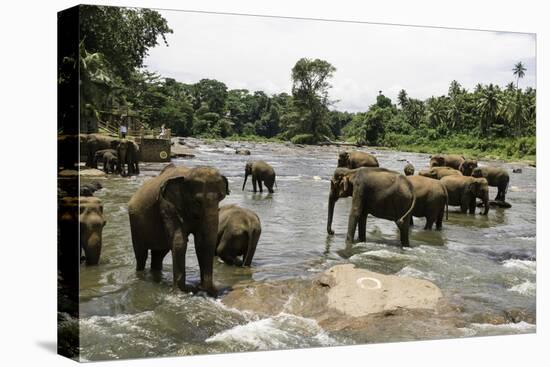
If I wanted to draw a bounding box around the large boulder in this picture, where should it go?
[318,264,442,317]
[170,144,196,158]
[222,264,446,335]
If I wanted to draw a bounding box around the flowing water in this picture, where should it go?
[78,141,536,361]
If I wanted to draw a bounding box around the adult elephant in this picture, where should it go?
[419,166,462,180]
[242,160,276,193]
[459,159,479,176]
[429,154,465,170]
[60,196,106,265]
[86,134,120,168]
[407,175,448,230]
[117,139,140,176]
[440,175,489,215]
[217,204,261,266]
[472,166,510,201]
[327,167,416,246]
[337,151,379,169]
[127,163,229,296]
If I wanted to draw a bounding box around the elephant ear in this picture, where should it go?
[158,176,186,206]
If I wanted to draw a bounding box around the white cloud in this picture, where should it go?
[144,10,536,112]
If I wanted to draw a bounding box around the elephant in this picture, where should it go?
[86,134,120,168]
[235,148,251,155]
[216,204,261,266]
[419,166,462,180]
[337,151,379,169]
[429,154,465,170]
[102,151,119,174]
[327,167,416,246]
[472,166,510,202]
[458,159,479,176]
[406,175,448,230]
[404,163,415,176]
[80,182,103,197]
[93,149,118,173]
[242,160,276,193]
[117,139,140,176]
[60,196,106,265]
[127,163,230,296]
[440,175,490,215]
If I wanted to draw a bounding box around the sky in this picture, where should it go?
[144,10,536,112]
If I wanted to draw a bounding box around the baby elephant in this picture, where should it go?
[404,163,415,176]
[419,166,462,180]
[242,160,276,193]
[217,205,261,266]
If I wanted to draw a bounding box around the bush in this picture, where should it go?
[291,134,317,145]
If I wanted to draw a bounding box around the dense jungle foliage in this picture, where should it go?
[73,5,536,160]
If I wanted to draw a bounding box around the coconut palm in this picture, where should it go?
[426,97,448,129]
[477,84,501,136]
[397,89,408,108]
[513,62,527,88]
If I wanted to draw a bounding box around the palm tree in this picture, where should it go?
[513,62,527,88]
[397,89,408,109]
[448,80,462,99]
[426,97,448,129]
[477,84,501,136]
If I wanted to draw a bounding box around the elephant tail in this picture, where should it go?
[442,183,449,220]
[397,180,416,226]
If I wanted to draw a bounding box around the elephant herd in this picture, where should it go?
[328,151,510,246]
[75,147,512,297]
[83,133,141,176]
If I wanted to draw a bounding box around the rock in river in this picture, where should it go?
[319,264,442,317]
[222,264,445,334]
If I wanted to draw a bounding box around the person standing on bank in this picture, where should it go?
[120,123,128,138]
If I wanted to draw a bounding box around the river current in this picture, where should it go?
[78,141,536,361]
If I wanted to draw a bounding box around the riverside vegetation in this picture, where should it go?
[68,6,536,163]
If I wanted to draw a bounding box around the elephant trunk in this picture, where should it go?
[198,211,219,296]
[327,191,338,235]
[83,232,102,265]
[242,173,248,191]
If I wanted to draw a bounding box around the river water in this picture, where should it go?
[78,141,536,361]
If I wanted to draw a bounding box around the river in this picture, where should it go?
[78,140,536,361]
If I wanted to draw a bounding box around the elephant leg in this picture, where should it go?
[410,216,414,226]
[252,177,257,193]
[193,231,217,297]
[357,214,367,242]
[151,249,169,271]
[258,180,264,193]
[266,182,274,194]
[425,216,435,230]
[398,217,411,246]
[134,247,148,271]
[436,210,444,230]
[469,197,476,214]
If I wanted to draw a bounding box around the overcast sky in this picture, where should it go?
[144,10,536,112]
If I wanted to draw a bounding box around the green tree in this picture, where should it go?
[513,62,527,88]
[397,89,409,109]
[290,58,336,142]
[79,5,172,81]
[477,84,501,136]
